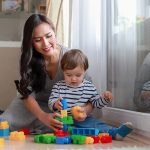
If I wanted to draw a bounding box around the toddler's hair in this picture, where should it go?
[61,49,89,71]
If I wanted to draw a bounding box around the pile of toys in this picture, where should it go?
[0,99,112,145]
[0,118,26,146]
[34,99,112,144]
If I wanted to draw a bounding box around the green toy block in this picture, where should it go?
[71,135,86,144]
[61,116,74,124]
[67,126,73,134]
[55,116,62,122]
[34,135,56,144]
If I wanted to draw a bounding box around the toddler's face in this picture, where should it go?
[63,66,86,87]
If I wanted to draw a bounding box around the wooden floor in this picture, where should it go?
[0,132,150,150]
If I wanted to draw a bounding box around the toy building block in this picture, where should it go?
[71,127,99,136]
[91,136,100,143]
[9,131,25,140]
[61,98,68,110]
[0,121,9,129]
[71,106,86,120]
[0,128,9,137]
[0,138,4,146]
[56,136,71,144]
[98,133,109,139]
[67,126,73,134]
[100,135,112,143]
[0,121,10,137]
[34,135,56,144]
[55,116,74,124]
[61,110,68,117]
[19,128,30,135]
[98,133,112,143]
[71,135,86,144]
[84,136,94,144]
[62,124,68,131]
[54,130,70,137]
[61,116,74,124]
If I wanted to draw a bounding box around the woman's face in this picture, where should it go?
[32,22,57,57]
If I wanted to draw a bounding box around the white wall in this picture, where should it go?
[0,42,20,110]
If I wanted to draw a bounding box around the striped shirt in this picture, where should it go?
[48,79,109,114]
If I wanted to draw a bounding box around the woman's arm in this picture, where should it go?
[23,95,63,131]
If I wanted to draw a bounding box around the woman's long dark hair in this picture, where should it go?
[16,14,55,98]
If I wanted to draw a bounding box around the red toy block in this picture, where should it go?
[19,128,30,135]
[54,130,70,137]
[91,136,99,143]
[100,135,112,143]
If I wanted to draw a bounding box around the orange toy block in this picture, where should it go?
[84,136,94,144]
[9,131,25,140]
[71,106,86,120]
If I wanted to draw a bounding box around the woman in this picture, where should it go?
[0,14,92,132]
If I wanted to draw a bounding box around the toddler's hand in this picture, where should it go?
[102,91,113,101]
[54,97,62,110]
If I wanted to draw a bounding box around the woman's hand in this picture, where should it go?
[53,97,62,110]
[23,96,63,131]
[101,91,113,101]
[38,111,63,131]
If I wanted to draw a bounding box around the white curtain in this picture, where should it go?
[70,0,107,94]
[70,0,150,111]
[107,0,137,110]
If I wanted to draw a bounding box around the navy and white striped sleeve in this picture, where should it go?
[88,84,110,109]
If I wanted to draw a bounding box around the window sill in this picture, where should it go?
[102,107,150,138]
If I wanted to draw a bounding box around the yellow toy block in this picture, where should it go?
[9,131,25,140]
[61,110,68,117]
[0,121,9,129]
[0,138,4,146]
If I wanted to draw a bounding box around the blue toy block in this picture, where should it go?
[56,136,71,144]
[0,128,9,137]
[62,124,68,131]
[61,98,68,109]
[71,127,99,136]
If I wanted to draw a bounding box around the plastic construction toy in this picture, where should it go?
[71,127,99,136]
[0,121,9,137]
[19,128,30,135]
[34,98,112,145]
[9,131,25,141]
[71,106,86,120]
[34,135,56,144]
[0,138,4,146]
